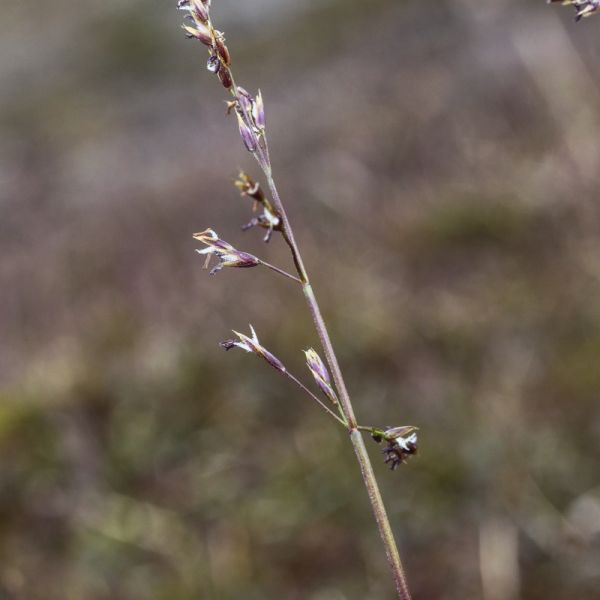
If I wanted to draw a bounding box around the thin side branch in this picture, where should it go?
[283,370,348,427]
[258,259,302,283]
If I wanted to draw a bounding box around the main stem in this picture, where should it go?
[262,168,413,600]
[187,13,412,597]
[224,70,411,598]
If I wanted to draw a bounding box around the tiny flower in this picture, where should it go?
[235,171,265,207]
[548,0,600,20]
[304,348,338,405]
[193,228,259,274]
[191,0,210,23]
[221,325,286,373]
[372,426,418,470]
[207,53,220,74]
[236,112,257,152]
[182,22,212,46]
[233,88,265,134]
[236,87,254,115]
[178,0,210,23]
[235,172,281,242]
[253,90,266,131]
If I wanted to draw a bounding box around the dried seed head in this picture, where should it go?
[304,348,338,405]
[235,171,265,206]
[221,325,286,373]
[235,172,281,242]
[215,38,231,66]
[193,228,259,274]
[235,171,282,242]
[372,426,419,470]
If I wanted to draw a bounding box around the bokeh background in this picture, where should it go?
[2,0,600,598]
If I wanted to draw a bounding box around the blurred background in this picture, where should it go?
[1,0,600,598]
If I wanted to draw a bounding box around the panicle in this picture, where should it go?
[178,0,233,87]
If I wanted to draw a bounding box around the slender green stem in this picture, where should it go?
[357,425,385,437]
[210,31,412,600]
[351,430,412,599]
[259,166,413,600]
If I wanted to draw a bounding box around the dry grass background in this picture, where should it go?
[1,0,600,598]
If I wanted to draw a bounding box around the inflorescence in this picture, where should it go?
[372,427,419,471]
[179,0,418,471]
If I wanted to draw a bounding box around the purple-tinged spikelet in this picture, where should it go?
[371,426,419,470]
[253,90,266,131]
[304,348,339,406]
[236,113,258,152]
[182,22,212,46]
[193,229,259,274]
[221,326,286,373]
[235,172,281,242]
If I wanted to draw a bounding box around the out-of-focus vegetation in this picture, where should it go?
[1,0,600,598]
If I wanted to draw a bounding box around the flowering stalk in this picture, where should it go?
[221,327,346,426]
[193,229,301,283]
[361,426,420,471]
[178,2,415,597]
